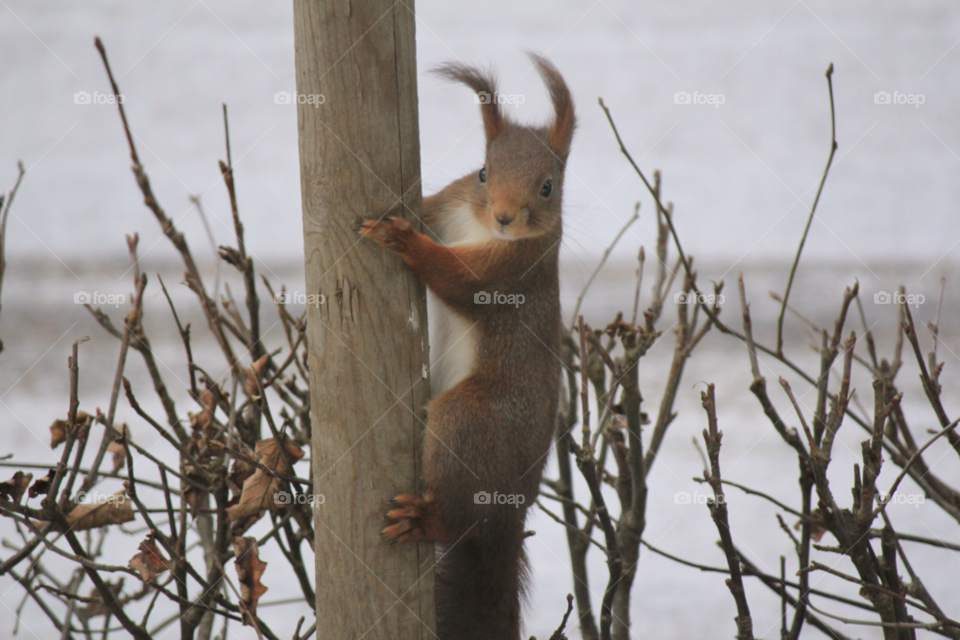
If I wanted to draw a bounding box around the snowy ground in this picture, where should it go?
[1,1,959,638]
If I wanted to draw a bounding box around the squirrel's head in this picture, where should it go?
[436,54,576,242]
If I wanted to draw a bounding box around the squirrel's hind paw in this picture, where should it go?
[382,493,431,544]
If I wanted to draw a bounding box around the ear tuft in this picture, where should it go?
[434,63,505,141]
[526,52,576,161]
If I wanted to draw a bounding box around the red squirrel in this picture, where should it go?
[357,54,575,639]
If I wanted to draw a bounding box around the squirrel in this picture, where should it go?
[357,54,575,639]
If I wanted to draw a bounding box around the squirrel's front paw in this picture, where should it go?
[356,216,414,252]
[382,493,432,544]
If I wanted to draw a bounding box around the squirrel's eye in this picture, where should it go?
[539,179,553,198]
[479,167,487,183]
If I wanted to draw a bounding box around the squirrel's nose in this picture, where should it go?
[495,214,514,226]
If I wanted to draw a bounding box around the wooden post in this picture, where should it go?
[293,2,434,637]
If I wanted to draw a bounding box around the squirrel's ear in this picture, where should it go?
[528,53,576,161]
[434,63,505,141]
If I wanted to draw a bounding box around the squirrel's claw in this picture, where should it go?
[356,217,414,252]
[382,492,430,544]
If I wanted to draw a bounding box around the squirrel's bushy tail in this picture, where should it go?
[435,526,528,640]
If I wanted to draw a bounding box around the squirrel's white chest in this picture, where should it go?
[428,203,490,394]
[428,297,477,395]
[435,201,494,246]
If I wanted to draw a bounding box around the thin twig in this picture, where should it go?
[776,63,837,356]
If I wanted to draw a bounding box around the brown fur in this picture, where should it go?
[358,54,575,640]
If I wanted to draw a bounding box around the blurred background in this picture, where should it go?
[0,1,958,638]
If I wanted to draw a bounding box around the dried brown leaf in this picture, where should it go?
[49,420,67,449]
[0,471,32,504]
[251,353,269,377]
[242,371,257,398]
[189,389,217,434]
[182,473,208,519]
[106,424,129,474]
[128,533,170,583]
[233,536,267,626]
[795,509,828,543]
[61,490,135,532]
[28,469,55,499]
[49,410,92,449]
[188,389,225,465]
[225,437,303,533]
[227,457,255,497]
[242,354,270,398]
